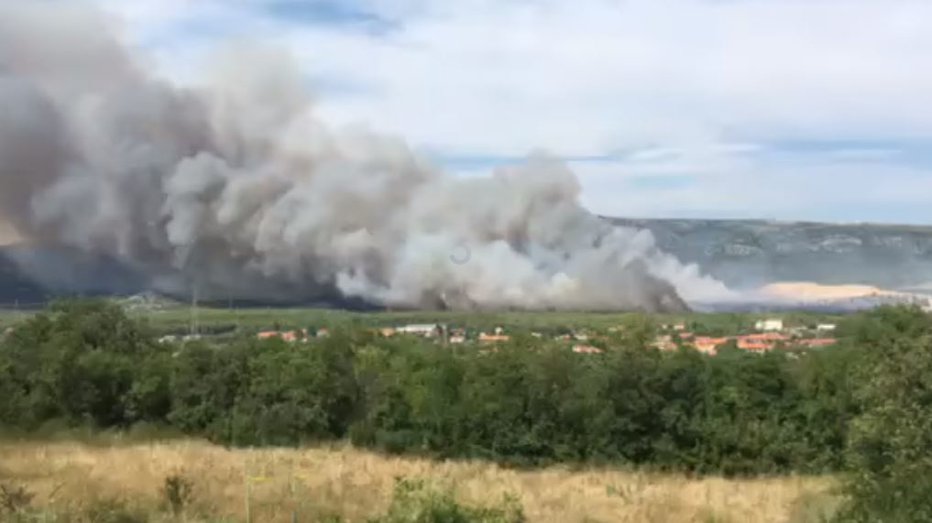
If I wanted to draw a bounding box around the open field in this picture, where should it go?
[0,439,839,522]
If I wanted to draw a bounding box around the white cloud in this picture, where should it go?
[89,0,932,222]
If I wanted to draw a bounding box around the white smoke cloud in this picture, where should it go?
[0,3,732,311]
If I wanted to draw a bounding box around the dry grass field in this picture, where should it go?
[0,439,840,522]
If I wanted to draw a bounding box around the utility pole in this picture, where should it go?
[190,284,199,337]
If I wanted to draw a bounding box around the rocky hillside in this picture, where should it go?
[609,218,932,292]
[4,219,932,308]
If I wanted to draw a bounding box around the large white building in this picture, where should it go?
[755,318,784,332]
[396,324,442,337]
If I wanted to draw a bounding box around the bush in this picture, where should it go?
[0,483,34,515]
[161,474,195,517]
[370,478,524,523]
[834,307,932,521]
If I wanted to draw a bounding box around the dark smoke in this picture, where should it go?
[0,3,731,312]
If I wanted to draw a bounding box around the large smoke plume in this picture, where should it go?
[0,4,731,311]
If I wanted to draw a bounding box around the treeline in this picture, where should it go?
[1,301,930,520]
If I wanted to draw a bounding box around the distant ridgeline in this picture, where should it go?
[0,244,145,307]
[608,218,932,292]
[4,218,932,308]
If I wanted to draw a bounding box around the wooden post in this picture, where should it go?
[244,459,252,523]
[290,460,298,523]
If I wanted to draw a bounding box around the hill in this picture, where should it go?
[608,218,932,292]
[3,218,932,308]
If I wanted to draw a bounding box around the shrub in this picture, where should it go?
[370,478,524,523]
[161,473,195,517]
[0,483,34,514]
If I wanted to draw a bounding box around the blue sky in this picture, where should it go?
[95,0,932,224]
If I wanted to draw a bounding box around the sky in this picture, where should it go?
[91,0,932,224]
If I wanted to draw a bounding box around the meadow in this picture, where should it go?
[0,438,838,522]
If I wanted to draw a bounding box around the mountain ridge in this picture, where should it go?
[3,218,932,308]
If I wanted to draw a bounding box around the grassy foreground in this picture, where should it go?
[0,439,838,522]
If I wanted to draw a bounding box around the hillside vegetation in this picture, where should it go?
[1,301,931,520]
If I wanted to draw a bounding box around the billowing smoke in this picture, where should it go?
[0,3,732,311]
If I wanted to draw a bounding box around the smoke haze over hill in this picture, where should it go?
[0,3,734,311]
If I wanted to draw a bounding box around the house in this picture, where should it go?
[396,324,441,338]
[281,330,307,342]
[572,344,603,354]
[257,331,281,340]
[257,330,308,342]
[479,332,510,343]
[799,338,837,348]
[378,327,396,337]
[754,318,784,332]
[737,337,774,352]
[652,335,677,351]
[692,337,729,355]
[743,332,789,342]
[449,335,466,344]
[816,324,837,333]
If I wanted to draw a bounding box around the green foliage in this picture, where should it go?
[834,306,932,521]
[5,297,932,501]
[370,479,524,523]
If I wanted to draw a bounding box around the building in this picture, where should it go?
[743,332,789,342]
[478,332,510,343]
[257,330,307,342]
[816,324,837,333]
[799,338,837,348]
[692,337,729,355]
[737,338,773,352]
[755,318,784,332]
[396,324,442,338]
[572,344,603,354]
[652,335,677,352]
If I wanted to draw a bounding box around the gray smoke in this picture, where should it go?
[0,3,733,311]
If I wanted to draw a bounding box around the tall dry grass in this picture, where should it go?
[0,439,839,522]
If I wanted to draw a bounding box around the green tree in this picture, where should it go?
[836,306,932,521]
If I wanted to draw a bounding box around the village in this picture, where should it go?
[650,318,838,355]
[249,316,839,356]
